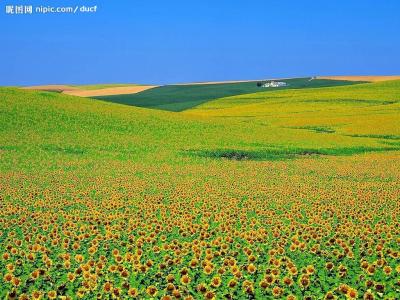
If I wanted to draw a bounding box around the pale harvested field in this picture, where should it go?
[317,75,400,82]
[63,85,157,97]
[21,85,157,97]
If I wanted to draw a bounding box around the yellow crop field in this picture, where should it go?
[0,80,399,299]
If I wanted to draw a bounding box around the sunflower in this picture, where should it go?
[347,288,358,299]
[272,286,283,298]
[230,265,238,274]
[128,288,138,297]
[228,279,237,288]
[6,263,15,272]
[324,291,335,300]
[383,265,392,275]
[217,266,226,275]
[3,273,13,283]
[166,283,175,291]
[113,288,121,297]
[242,280,254,294]
[395,265,400,273]
[27,253,35,261]
[121,269,129,278]
[289,266,298,276]
[103,282,112,293]
[305,265,315,274]
[375,283,384,293]
[363,291,374,300]
[210,276,221,288]
[299,275,310,289]
[247,263,257,274]
[17,294,29,300]
[31,270,40,280]
[67,272,75,282]
[203,265,213,275]
[189,258,198,268]
[172,289,181,298]
[338,284,350,294]
[196,283,207,294]
[146,285,158,297]
[283,276,293,286]
[258,279,268,290]
[204,291,215,300]
[366,265,375,275]
[180,274,191,285]
[76,289,85,298]
[265,274,274,284]
[326,262,334,271]
[11,276,20,287]
[31,291,42,300]
[64,260,71,269]
[7,290,17,300]
[47,291,57,300]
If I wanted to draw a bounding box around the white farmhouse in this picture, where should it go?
[262,81,288,88]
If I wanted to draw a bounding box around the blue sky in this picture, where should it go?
[1,0,399,85]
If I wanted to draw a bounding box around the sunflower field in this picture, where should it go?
[1,80,400,299]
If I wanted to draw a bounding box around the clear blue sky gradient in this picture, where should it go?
[1,0,400,85]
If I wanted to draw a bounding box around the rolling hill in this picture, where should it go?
[2,79,399,167]
[91,77,365,111]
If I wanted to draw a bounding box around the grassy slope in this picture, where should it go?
[1,81,399,172]
[91,78,365,112]
[186,80,400,141]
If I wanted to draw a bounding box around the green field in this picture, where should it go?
[92,78,365,111]
[1,80,400,299]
